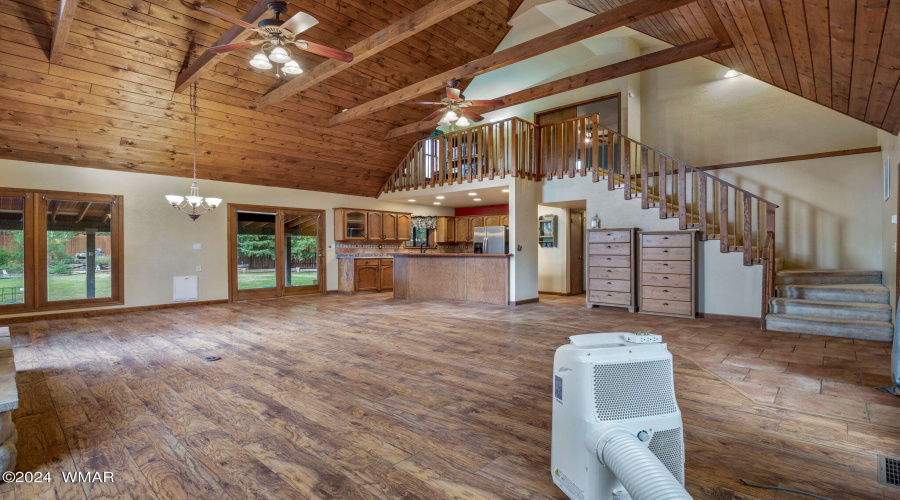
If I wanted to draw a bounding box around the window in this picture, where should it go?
[0,189,123,313]
[406,227,432,248]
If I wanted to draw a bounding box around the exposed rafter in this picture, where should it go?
[257,0,485,110]
[50,0,80,65]
[384,38,731,140]
[328,0,700,128]
[174,0,272,94]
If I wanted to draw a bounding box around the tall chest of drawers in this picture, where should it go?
[638,231,696,318]
[586,228,637,312]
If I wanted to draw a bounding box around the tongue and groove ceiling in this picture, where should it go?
[0,0,522,196]
[0,0,897,198]
[568,0,900,136]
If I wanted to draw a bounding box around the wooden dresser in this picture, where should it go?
[586,228,637,312]
[638,231,696,318]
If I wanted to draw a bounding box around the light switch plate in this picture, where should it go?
[195,265,202,272]
[193,243,202,250]
[892,215,897,224]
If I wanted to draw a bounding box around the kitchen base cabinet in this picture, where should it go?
[338,258,394,293]
[586,228,637,312]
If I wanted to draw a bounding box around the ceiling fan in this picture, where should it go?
[200,1,354,77]
[404,80,504,128]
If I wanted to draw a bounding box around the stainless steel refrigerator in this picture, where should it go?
[473,225,509,254]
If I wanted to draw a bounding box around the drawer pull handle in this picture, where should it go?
[607,294,612,297]
[663,277,669,280]
[663,263,669,266]
[663,303,669,306]
[607,257,611,260]
[663,250,669,253]
[663,236,669,239]
[663,289,669,292]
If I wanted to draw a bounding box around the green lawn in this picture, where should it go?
[237,271,318,290]
[0,273,112,303]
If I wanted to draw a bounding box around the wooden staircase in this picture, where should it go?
[381,114,780,328]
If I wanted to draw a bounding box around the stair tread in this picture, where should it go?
[777,269,882,276]
[776,283,888,291]
[768,298,892,309]
[765,314,893,328]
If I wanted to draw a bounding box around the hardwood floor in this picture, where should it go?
[3,293,899,499]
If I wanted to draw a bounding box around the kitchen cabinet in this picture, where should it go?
[454,217,469,242]
[467,217,484,241]
[379,260,394,290]
[500,215,509,226]
[435,214,509,244]
[334,208,411,242]
[483,215,500,226]
[355,262,379,291]
[436,217,455,243]
[338,258,394,293]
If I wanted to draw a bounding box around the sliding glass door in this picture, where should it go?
[228,205,324,301]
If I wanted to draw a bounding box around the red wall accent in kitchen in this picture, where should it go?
[455,204,509,216]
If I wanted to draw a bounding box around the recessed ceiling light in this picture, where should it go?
[436,196,445,199]
[408,199,416,202]
[433,202,441,205]
[468,192,477,196]
[473,198,481,201]
[501,189,510,193]
[724,69,741,78]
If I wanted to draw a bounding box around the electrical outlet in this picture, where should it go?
[195,266,202,272]
[193,243,202,250]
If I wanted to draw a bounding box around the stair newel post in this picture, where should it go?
[719,183,729,253]
[623,139,632,199]
[637,148,647,204]
[743,193,752,266]
[678,162,687,230]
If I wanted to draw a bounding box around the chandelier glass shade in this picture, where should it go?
[164,83,222,221]
[268,44,292,64]
[249,51,273,70]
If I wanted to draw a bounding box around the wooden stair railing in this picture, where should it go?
[381,115,780,327]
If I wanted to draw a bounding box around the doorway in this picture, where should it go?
[569,210,585,295]
[228,204,325,301]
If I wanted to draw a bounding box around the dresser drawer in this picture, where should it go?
[641,233,693,248]
[589,291,632,305]
[641,273,691,288]
[642,260,691,274]
[589,279,631,293]
[589,230,631,243]
[355,259,381,266]
[642,247,692,261]
[642,286,692,302]
[589,267,631,280]
[589,243,631,255]
[589,255,631,268]
[641,298,692,316]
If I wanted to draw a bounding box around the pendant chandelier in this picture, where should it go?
[164,82,222,220]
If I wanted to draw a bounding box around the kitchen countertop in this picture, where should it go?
[335,254,394,259]
[390,253,512,258]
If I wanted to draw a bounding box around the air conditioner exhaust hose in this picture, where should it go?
[600,430,692,500]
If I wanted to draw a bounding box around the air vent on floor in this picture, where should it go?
[879,455,900,488]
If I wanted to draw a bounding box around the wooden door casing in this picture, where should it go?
[569,210,585,295]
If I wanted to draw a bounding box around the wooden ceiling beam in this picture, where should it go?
[50,0,80,65]
[257,0,485,110]
[328,0,700,128]
[174,0,272,94]
[384,37,731,140]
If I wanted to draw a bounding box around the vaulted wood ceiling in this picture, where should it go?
[569,0,900,135]
[0,0,522,196]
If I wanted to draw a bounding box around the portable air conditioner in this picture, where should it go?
[551,333,692,500]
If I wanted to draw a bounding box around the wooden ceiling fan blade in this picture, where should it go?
[295,41,353,62]
[402,102,442,105]
[281,10,318,35]
[422,108,447,122]
[461,108,485,122]
[199,7,258,30]
[207,39,264,53]
[465,100,504,107]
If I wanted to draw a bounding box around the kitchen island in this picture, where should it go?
[391,253,511,305]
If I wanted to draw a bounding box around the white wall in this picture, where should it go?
[0,159,451,319]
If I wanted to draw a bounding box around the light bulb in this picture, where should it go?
[205,198,222,208]
[249,51,273,70]
[165,195,184,206]
[282,59,303,75]
[724,69,740,78]
[268,44,292,64]
[445,109,459,121]
[455,116,470,127]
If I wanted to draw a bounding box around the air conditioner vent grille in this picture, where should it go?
[593,359,677,421]
[648,427,684,485]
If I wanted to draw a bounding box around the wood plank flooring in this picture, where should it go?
[3,293,899,499]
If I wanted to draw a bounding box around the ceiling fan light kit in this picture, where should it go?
[405,82,505,131]
[249,51,273,69]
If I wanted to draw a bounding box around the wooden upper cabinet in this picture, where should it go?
[500,215,509,226]
[367,212,383,240]
[483,215,500,226]
[335,210,366,240]
[436,216,455,243]
[468,217,483,241]
[397,214,411,241]
[382,212,398,240]
[454,217,469,242]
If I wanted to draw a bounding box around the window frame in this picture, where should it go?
[0,189,125,313]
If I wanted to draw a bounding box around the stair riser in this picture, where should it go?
[775,275,883,286]
[777,288,889,304]
[768,303,892,322]
[765,318,893,342]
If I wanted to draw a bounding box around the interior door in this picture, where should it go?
[283,210,325,296]
[229,205,325,301]
[569,210,585,295]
